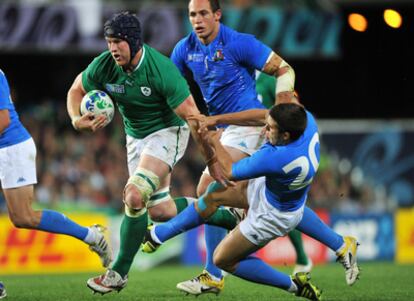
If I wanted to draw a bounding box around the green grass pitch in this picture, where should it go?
[1,262,413,301]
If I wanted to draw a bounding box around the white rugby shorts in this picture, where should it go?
[203,125,264,174]
[239,176,305,247]
[0,138,37,189]
[126,125,190,176]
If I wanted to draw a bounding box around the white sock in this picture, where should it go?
[185,197,197,205]
[335,239,346,254]
[84,227,97,245]
[208,272,222,282]
[287,280,298,293]
[151,226,163,244]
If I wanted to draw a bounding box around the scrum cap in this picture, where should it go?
[104,12,142,59]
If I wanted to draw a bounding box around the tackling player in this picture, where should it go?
[143,103,360,300]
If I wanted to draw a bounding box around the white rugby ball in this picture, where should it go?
[80,90,114,126]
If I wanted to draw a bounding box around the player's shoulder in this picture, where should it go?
[305,110,318,132]
[87,51,114,73]
[221,24,257,45]
[174,32,197,52]
[144,44,175,67]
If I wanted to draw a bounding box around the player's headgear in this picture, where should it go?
[104,11,143,60]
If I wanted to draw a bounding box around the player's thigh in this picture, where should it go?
[3,185,35,218]
[126,125,190,178]
[214,226,259,268]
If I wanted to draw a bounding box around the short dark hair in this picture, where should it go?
[269,103,307,142]
[208,0,221,12]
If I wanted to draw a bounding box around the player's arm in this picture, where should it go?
[189,109,268,132]
[206,130,234,179]
[262,52,296,105]
[0,109,10,134]
[67,73,106,132]
[174,95,232,187]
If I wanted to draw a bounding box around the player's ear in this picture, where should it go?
[282,131,291,144]
[214,9,222,21]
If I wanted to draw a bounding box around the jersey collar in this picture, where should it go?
[133,45,146,72]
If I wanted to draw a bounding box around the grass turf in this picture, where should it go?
[1,262,413,301]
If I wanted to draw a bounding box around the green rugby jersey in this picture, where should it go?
[82,45,190,139]
[256,72,276,109]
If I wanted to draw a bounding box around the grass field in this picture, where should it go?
[1,262,414,301]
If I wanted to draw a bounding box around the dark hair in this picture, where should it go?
[104,11,142,60]
[208,0,221,12]
[269,103,307,142]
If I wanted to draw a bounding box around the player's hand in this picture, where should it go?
[207,161,236,187]
[73,113,107,132]
[207,129,223,145]
[188,114,218,133]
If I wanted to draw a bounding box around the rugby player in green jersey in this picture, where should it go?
[67,11,230,294]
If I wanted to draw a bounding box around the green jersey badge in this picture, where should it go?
[141,86,152,96]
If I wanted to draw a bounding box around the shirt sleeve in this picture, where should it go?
[161,60,191,110]
[171,40,187,77]
[230,34,272,71]
[82,57,105,92]
[232,145,279,180]
[0,71,10,109]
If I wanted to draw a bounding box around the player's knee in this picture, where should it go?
[8,211,38,229]
[124,167,161,209]
[123,184,145,209]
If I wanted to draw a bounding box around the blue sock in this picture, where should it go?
[204,225,226,279]
[155,203,205,243]
[38,210,88,241]
[296,206,344,251]
[234,256,292,290]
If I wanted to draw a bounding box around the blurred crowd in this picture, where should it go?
[0,101,397,215]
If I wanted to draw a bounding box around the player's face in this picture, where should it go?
[106,37,131,66]
[189,0,221,44]
[265,115,284,145]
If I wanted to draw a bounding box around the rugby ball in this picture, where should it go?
[80,90,114,127]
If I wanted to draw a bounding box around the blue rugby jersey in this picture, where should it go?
[171,24,271,117]
[232,111,320,212]
[0,69,30,148]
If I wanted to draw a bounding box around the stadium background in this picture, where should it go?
[0,0,413,291]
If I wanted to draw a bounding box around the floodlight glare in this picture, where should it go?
[348,13,368,32]
[384,9,402,29]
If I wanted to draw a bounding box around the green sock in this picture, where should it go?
[206,208,237,230]
[174,197,196,214]
[289,229,309,265]
[112,212,148,277]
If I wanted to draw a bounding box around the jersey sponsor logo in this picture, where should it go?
[105,83,125,94]
[140,86,152,96]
